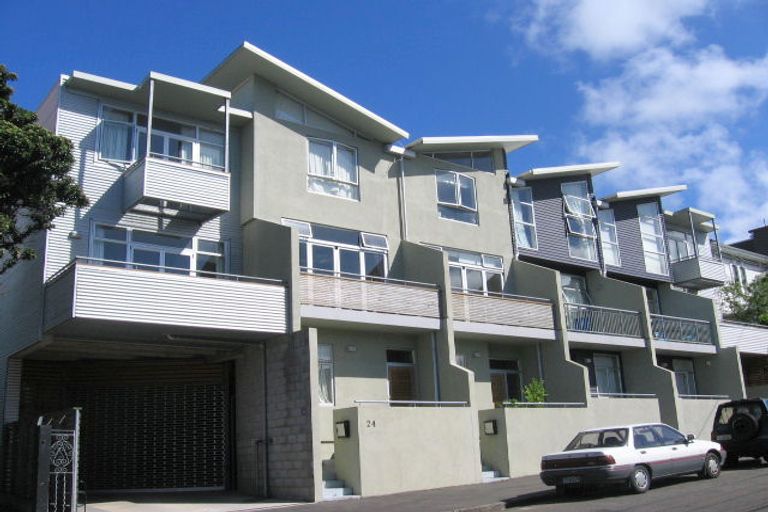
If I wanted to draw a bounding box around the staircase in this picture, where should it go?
[322,459,359,500]
[481,464,509,483]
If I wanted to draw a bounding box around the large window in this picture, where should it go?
[490,359,522,404]
[435,170,478,224]
[561,181,597,261]
[598,209,621,267]
[318,344,335,405]
[668,230,695,263]
[307,139,359,201]
[657,356,697,395]
[444,248,503,295]
[510,187,537,250]
[638,202,669,275]
[426,151,494,172]
[571,350,624,395]
[91,224,225,276]
[98,106,225,170]
[561,273,590,304]
[284,219,388,279]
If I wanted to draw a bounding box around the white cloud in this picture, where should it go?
[517,0,710,61]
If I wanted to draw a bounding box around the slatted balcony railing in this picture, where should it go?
[451,291,554,329]
[299,272,441,318]
[564,303,642,337]
[650,314,713,344]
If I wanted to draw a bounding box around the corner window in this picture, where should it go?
[318,344,335,405]
[307,139,359,201]
[435,170,478,224]
[638,202,669,275]
[598,209,621,267]
[511,187,537,250]
[561,181,597,261]
[446,248,503,295]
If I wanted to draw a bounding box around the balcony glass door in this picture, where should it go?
[594,354,623,394]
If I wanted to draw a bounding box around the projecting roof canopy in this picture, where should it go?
[602,185,687,202]
[516,161,620,181]
[406,135,539,153]
[203,42,408,143]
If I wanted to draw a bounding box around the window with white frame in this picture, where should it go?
[318,344,335,405]
[444,248,503,295]
[426,151,494,172]
[637,202,669,275]
[511,187,537,250]
[307,139,359,200]
[98,106,225,170]
[598,209,621,267]
[435,170,478,224]
[283,219,388,279]
[275,91,352,135]
[668,230,695,263]
[561,181,597,261]
[561,273,590,304]
[91,224,225,276]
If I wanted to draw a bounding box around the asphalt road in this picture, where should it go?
[512,459,768,512]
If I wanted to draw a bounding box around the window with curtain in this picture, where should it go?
[318,344,335,405]
[435,170,478,224]
[307,139,359,200]
[562,181,597,261]
[598,209,621,267]
[510,187,537,249]
[637,202,669,275]
[100,107,134,161]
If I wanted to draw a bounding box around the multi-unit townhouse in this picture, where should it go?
[0,42,753,504]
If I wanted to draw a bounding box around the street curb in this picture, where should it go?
[450,503,505,512]
[447,489,551,512]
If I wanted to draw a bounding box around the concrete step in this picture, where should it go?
[323,479,345,489]
[322,487,358,500]
[482,470,500,479]
[483,476,511,483]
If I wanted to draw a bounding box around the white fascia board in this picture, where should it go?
[602,185,687,202]
[406,135,539,153]
[69,70,138,92]
[148,71,230,99]
[517,161,620,180]
[217,105,253,119]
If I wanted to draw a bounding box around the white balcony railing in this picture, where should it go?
[299,271,441,318]
[670,255,727,288]
[650,314,713,345]
[451,291,554,329]
[564,303,642,337]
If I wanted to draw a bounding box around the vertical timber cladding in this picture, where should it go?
[20,359,232,491]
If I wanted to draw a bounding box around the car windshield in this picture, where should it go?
[565,428,628,450]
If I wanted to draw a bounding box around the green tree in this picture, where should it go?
[523,378,548,403]
[0,65,87,274]
[721,275,768,326]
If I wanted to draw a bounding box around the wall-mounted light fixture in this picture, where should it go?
[68,230,81,240]
[335,420,351,439]
[346,345,357,353]
[484,420,497,435]
[473,351,482,359]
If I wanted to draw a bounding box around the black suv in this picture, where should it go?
[711,398,768,464]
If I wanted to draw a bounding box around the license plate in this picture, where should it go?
[716,434,732,441]
[562,476,581,485]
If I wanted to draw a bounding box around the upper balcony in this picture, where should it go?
[43,257,288,342]
[565,303,644,347]
[299,271,441,330]
[123,155,230,221]
[666,208,725,290]
[451,291,555,339]
[670,255,727,290]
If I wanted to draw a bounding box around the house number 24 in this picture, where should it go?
[366,420,376,428]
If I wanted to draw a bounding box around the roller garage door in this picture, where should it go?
[20,359,233,491]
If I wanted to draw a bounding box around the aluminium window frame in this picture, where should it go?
[446,248,504,296]
[434,169,479,225]
[296,225,389,280]
[427,151,495,172]
[598,209,621,267]
[637,201,670,276]
[561,181,598,262]
[306,137,361,201]
[510,186,538,250]
[318,344,336,406]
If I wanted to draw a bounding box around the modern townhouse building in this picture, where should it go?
[0,41,750,504]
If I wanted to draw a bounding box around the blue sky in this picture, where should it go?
[3,0,768,241]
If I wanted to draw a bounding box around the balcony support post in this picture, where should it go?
[687,209,698,257]
[711,218,722,261]
[224,98,230,173]
[146,78,155,160]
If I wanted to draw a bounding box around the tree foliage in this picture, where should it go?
[721,275,768,326]
[523,377,548,403]
[0,65,87,273]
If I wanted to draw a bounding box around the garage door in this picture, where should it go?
[20,359,232,491]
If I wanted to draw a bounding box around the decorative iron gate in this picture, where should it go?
[37,409,80,512]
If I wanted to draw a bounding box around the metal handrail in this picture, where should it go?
[650,313,713,344]
[125,154,228,174]
[300,268,439,290]
[501,402,586,408]
[452,289,552,305]
[564,302,642,337]
[591,392,657,398]
[353,400,468,407]
[679,394,730,400]
[47,257,285,286]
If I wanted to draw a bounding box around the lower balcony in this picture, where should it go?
[43,258,287,341]
[565,303,644,347]
[670,256,727,290]
[299,272,441,330]
[123,156,230,221]
[651,314,714,350]
[452,291,555,339]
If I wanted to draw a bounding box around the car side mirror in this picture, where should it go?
[686,434,695,443]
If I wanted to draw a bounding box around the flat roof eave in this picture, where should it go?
[406,135,539,153]
[516,161,620,180]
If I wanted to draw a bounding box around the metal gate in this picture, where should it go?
[37,409,80,512]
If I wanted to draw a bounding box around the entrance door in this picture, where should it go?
[490,359,522,404]
[386,350,416,402]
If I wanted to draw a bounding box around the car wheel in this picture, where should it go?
[730,413,759,442]
[700,453,721,479]
[724,454,739,468]
[628,465,651,494]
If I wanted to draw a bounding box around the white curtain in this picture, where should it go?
[336,146,357,183]
[200,143,224,169]
[309,141,333,177]
[101,121,132,160]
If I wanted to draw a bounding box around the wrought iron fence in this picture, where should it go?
[650,314,713,344]
[564,303,642,337]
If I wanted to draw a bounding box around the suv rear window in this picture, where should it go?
[717,401,766,425]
